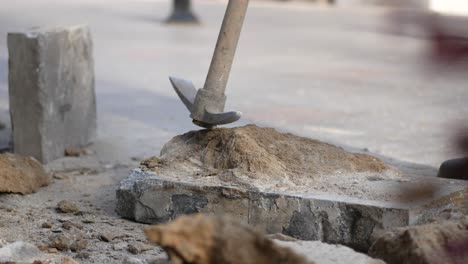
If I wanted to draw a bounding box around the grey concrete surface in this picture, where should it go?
[275,239,385,264]
[8,25,96,163]
[0,0,467,167]
[116,168,467,251]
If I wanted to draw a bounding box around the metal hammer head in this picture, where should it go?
[169,76,242,129]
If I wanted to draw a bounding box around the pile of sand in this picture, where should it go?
[141,125,397,186]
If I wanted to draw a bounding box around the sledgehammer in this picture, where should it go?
[169,0,249,128]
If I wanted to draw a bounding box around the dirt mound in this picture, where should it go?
[142,125,396,184]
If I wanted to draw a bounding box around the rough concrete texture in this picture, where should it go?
[0,153,51,194]
[369,221,468,264]
[0,241,83,264]
[145,214,311,264]
[0,241,41,263]
[117,126,468,251]
[276,240,384,264]
[8,25,96,163]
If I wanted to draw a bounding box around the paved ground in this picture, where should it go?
[0,1,467,263]
[1,0,468,168]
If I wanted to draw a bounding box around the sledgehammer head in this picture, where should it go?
[169,76,242,129]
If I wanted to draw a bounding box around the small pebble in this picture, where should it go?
[70,239,88,252]
[57,200,80,214]
[128,242,153,255]
[47,248,59,253]
[41,222,53,229]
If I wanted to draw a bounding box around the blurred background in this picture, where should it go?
[0,0,467,170]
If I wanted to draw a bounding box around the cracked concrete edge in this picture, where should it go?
[115,169,412,251]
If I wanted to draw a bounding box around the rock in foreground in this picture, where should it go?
[369,221,468,264]
[145,214,312,264]
[0,153,51,194]
[145,214,385,264]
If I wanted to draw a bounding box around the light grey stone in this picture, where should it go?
[275,240,385,264]
[122,256,145,264]
[0,241,41,263]
[8,25,96,163]
[116,169,468,252]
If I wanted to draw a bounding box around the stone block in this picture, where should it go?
[116,169,468,252]
[8,25,96,163]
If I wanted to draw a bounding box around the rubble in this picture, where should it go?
[0,153,51,194]
[56,200,80,214]
[70,239,88,252]
[369,221,468,264]
[0,241,41,263]
[48,231,86,252]
[48,233,74,251]
[145,214,387,264]
[145,214,312,264]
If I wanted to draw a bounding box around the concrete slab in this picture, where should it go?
[8,25,96,163]
[116,126,467,251]
[116,164,467,252]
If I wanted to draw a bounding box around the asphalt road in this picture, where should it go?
[1,0,467,168]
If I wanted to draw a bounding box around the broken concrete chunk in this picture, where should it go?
[0,153,51,194]
[56,200,80,214]
[8,25,96,163]
[144,214,312,264]
[48,229,85,252]
[118,125,468,252]
[0,241,41,263]
[368,221,468,264]
[48,233,74,251]
[70,239,88,252]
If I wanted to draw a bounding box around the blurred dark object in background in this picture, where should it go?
[438,128,468,180]
[388,2,468,181]
[389,2,468,65]
[428,14,468,64]
[166,0,199,24]
[438,157,468,180]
